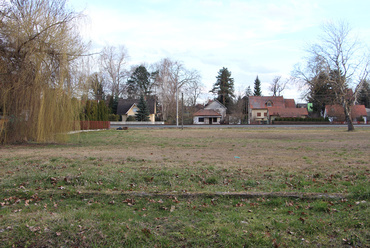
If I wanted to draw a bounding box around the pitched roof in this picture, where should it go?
[284,99,296,108]
[204,99,227,109]
[325,104,367,119]
[249,96,295,109]
[352,105,367,117]
[117,97,156,115]
[268,107,308,117]
[193,109,222,117]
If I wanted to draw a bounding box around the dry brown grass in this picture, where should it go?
[1,127,369,177]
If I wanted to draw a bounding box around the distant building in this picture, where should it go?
[117,97,157,123]
[324,104,367,123]
[248,96,308,124]
[193,100,227,124]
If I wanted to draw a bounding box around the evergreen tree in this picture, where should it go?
[245,86,252,97]
[306,71,337,115]
[85,100,92,120]
[210,67,235,109]
[253,76,262,96]
[108,95,119,114]
[135,95,150,121]
[127,65,156,99]
[97,100,109,121]
[358,80,370,108]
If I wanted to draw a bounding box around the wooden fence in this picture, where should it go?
[80,121,110,130]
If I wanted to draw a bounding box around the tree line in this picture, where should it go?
[0,0,369,143]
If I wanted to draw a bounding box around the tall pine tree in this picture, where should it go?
[135,95,150,121]
[127,65,155,99]
[210,67,235,109]
[253,76,262,96]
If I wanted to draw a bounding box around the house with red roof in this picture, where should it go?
[193,100,227,124]
[324,104,367,123]
[248,96,308,124]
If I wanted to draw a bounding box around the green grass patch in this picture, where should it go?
[0,127,369,247]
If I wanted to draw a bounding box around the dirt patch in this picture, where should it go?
[1,128,369,172]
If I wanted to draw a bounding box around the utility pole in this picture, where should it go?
[176,81,178,126]
[181,92,184,130]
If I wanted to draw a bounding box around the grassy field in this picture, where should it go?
[0,127,369,247]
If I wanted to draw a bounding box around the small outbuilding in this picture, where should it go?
[193,109,222,124]
[193,100,227,124]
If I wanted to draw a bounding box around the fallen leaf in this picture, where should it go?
[141,228,151,237]
[28,225,40,232]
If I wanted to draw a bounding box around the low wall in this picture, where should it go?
[273,121,330,125]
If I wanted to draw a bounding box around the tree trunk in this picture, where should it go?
[343,102,354,131]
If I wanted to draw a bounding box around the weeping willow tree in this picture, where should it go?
[0,0,88,143]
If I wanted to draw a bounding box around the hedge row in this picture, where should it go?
[274,117,330,122]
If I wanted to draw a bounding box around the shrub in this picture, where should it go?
[126,116,136,121]
[108,114,120,121]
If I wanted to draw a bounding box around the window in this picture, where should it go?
[266,101,273,107]
[257,112,261,117]
[264,112,267,117]
[133,107,138,113]
[199,117,204,122]
[213,118,217,122]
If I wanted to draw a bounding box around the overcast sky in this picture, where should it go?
[69,0,370,103]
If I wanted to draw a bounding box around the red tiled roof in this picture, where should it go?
[193,109,221,117]
[352,105,367,117]
[325,105,367,120]
[284,99,296,108]
[268,107,308,117]
[249,96,284,109]
[249,96,296,109]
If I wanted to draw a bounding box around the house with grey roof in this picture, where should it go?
[117,97,157,123]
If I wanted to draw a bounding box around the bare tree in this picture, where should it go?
[293,21,369,131]
[183,74,203,107]
[154,58,201,123]
[269,76,288,96]
[100,45,129,98]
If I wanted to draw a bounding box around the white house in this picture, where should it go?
[193,100,227,124]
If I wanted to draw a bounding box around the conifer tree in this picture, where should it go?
[253,76,262,96]
[210,67,235,108]
[135,95,150,121]
[97,100,109,121]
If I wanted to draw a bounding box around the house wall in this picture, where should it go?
[124,104,155,123]
[193,116,221,124]
[250,109,268,123]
